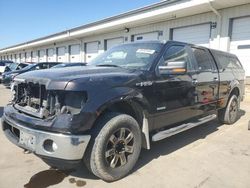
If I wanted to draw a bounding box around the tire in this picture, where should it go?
[83,112,142,182]
[218,95,239,125]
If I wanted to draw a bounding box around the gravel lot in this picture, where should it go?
[0,84,250,188]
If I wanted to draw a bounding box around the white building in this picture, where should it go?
[1,0,250,80]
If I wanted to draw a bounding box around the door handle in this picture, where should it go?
[214,77,218,81]
[192,79,198,85]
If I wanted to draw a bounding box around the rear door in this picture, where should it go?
[190,47,219,113]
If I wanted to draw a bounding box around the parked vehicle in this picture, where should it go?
[5,62,29,72]
[1,41,245,182]
[51,62,87,69]
[0,60,13,83]
[2,62,61,87]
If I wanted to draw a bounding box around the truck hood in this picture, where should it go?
[15,66,141,90]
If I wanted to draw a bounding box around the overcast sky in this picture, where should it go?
[0,0,159,49]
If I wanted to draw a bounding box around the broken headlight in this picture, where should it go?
[60,91,87,115]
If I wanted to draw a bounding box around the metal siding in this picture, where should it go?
[106,37,124,50]
[38,50,46,62]
[69,44,80,62]
[57,47,66,62]
[230,16,250,77]
[21,53,25,63]
[134,32,159,41]
[47,48,55,62]
[26,52,32,62]
[172,23,211,47]
[85,41,99,63]
[32,51,38,63]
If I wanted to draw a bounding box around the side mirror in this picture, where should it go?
[158,61,187,75]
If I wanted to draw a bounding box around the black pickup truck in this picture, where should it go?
[1,41,245,182]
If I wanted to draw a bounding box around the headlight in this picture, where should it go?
[60,91,87,115]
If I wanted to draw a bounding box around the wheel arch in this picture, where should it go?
[93,98,151,150]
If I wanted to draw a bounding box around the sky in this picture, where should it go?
[0,0,159,49]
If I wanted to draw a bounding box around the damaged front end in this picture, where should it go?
[1,80,91,162]
[3,79,92,135]
[12,82,87,119]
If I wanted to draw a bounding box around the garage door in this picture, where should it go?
[13,54,16,62]
[26,52,31,62]
[17,54,21,63]
[32,51,38,62]
[85,42,99,63]
[172,24,211,47]
[106,37,124,50]
[230,17,250,77]
[47,48,55,62]
[21,53,25,63]
[38,50,46,62]
[57,47,66,62]
[70,44,80,62]
[134,32,159,41]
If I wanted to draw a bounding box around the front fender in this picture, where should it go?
[84,87,150,114]
[72,87,151,133]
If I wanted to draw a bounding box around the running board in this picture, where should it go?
[152,114,217,142]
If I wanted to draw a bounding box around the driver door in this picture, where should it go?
[153,44,197,130]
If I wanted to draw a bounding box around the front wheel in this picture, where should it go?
[218,95,239,124]
[84,113,142,182]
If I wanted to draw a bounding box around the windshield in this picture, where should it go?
[8,63,18,70]
[90,42,163,70]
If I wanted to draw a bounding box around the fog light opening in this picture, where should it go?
[43,139,58,153]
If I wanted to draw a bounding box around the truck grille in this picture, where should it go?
[14,82,58,119]
[13,82,86,118]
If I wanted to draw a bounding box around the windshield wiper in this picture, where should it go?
[96,64,120,67]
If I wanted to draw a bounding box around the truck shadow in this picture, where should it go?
[133,109,246,173]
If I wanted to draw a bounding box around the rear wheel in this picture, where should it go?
[84,113,142,182]
[218,95,239,124]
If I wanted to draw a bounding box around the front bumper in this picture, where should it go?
[1,114,91,161]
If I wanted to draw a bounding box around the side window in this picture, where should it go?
[48,63,56,68]
[40,64,48,69]
[215,53,243,71]
[159,45,191,69]
[192,48,214,72]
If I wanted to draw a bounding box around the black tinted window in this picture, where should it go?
[192,48,213,71]
[0,62,4,66]
[160,45,190,68]
[215,53,243,71]
[163,46,188,62]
